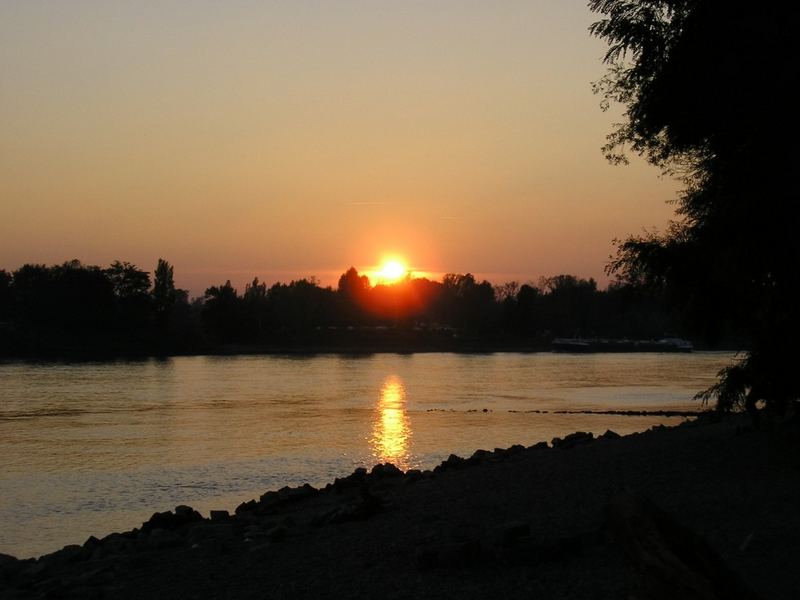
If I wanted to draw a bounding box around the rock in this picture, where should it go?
[98,532,130,557]
[371,463,403,478]
[553,431,594,449]
[71,535,102,561]
[314,488,382,525]
[175,505,200,518]
[498,522,531,547]
[235,499,258,515]
[243,524,262,541]
[0,553,26,577]
[332,467,368,491]
[0,552,19,567]
[142,507,202,532]
[500,535,585,566]
[415,548,439,570]
[148,528,184,549]
[72,564,116,586]
[403,469,423,484]
[446,453,464,466]
[417,540,492,570]
[600,429,621,440]
[187,523,236,546]
[45,544,82,566]
[467,449,492,464]
[441,540,489,568]
[143,511,173,530]
[528,441,549,451]
[434,454,465,473]
[265,525,287,542]
[290,483,319,499]
[276,486,294,501]
[247,542,271,554]
[210,510,230,521]
[259,484,318,511]
[22,560,49,577]
[260,491,281,507]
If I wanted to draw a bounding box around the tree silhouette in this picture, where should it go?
[439,273,496,332]
[107,261,150,299]
[203,280,245,343]
[153,258,175,315]
[0,269,12,323]
[12,264,57,330]
[106,261,152,331]
[590,1,800,411]
[269,278,335,334]
[513,283,543,336]
[0,257,681,356]
[7,261,115,350]
[539,275,599,336]
[152,258,177,326]
[337,267,370,325]
[243,277,269,338]
[54,260,115,334]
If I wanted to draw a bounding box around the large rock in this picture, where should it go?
[370,463,403,478]
[467,449,492,465]
[142,506,202,532]
[0,552,26,578]
[552,431,594,449]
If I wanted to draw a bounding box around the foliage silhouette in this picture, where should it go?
[590,0,800,411]
[243,277,269,338]
[203,281,246,344]
[0,269,13,322]
[337,267,371,325]
[152,258,177,325]
[0,260,698,357]
[106,261,152,331]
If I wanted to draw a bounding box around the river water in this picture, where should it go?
[0,351,734,558]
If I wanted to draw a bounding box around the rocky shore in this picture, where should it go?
[2,415,799,599]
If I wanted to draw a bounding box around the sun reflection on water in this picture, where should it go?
[371,375,412,470]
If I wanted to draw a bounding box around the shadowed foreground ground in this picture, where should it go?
[2,415,799,599]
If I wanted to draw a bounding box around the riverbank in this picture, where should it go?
[2,413,798,599]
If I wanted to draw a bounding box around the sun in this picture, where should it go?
[377,259,407,283]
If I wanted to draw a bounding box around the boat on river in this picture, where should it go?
[551,337,693,353]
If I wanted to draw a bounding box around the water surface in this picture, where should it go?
[0,352,734,557]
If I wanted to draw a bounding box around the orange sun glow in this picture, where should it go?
[376,259,407,283]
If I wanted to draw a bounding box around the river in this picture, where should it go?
[0,351,735,558]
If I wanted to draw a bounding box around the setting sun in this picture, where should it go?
[377,259,407,283]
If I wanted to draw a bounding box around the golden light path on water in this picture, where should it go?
[371,375,412,470]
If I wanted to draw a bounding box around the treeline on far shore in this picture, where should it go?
[0,259,733,358]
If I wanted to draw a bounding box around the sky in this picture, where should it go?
[0,1,679,296]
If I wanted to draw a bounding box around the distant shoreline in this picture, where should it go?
[0,339,741,363]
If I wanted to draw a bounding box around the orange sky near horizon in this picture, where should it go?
[0,1,679,296]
